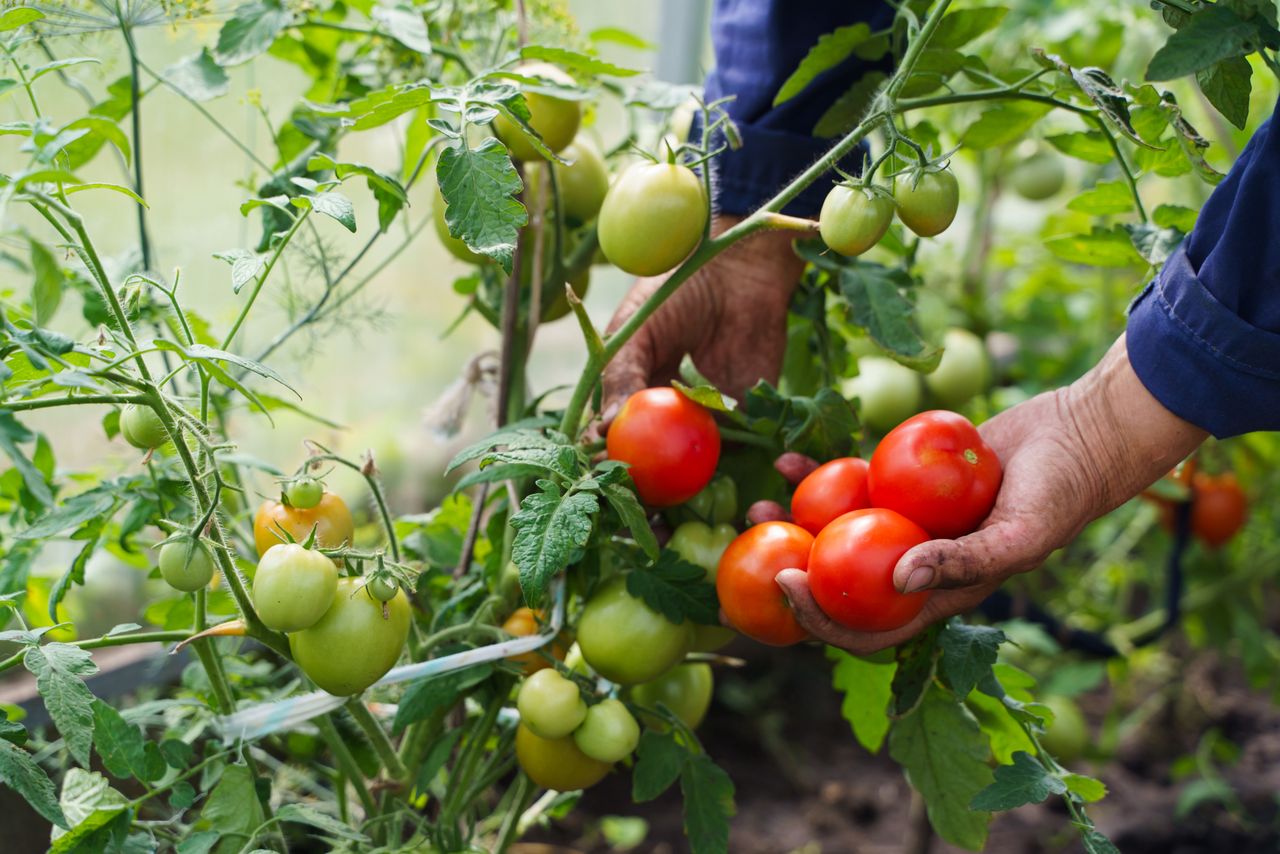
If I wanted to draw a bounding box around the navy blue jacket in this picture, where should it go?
[707,0,1280,437]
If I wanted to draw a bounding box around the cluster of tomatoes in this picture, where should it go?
[608,389,1004,647]
[818,165,959,258]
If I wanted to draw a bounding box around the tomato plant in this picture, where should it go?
[790,457,871,535]
[606,387,721,507]
[501,606,566,675]
[1008,150,1066,200]
[868,410,1002,539]
[808,508,932,632]
[253,543,339,632]
[492,62,582,161]
[682,474,739,525]
[819,183,895,256]
[597,162,709,276]
[716,521,815,646]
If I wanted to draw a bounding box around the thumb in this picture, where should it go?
[893,520,1045,594]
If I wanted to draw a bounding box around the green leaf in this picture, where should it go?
[306,191,357,232]
[891,626,940,717]
[961,101,1053,149]
[774,24,873,106]
[212,248,266,293]
[274,803,369,841]
[91,700,163,783]
[633,730,684,802]
[0,7,43,31]
[371,4,432,54]
[1063,772,1108,803]
[521,45,641,78]
[30,239,64,326]
[1153,203,1199,232]
[307,154,408,233]
[30,58,98,83]
[828,647,894,752]
[63,183,148,207]
[970,751,1066,811]
[437,138,528,272]
[1124,222,1183,266]
[1146,6,1264,81]
[1082,830,1122,854]
[1044,226,1144,268]
[1196,55,1252,129]
[215,1,294,66]
[151,341,297,398]
[742,383,856,460]
[680,754,735,854]
[1066,180,1134,215]
[965,690,1035,764]
[602,482,659,560]
[24,643,98,767]
[626,552,720,626]
[0,738,67,828]
[416,728,464,791]
[176,832,220,854]
[890,685,993,850]
[931,7,1008,49]
[899,49,972,98]
[839,264,940,370]
[392,664,491,734]
[589,27,655,50]
[0,411,53,507]
[163,50,230,102]
[510,480,599,606]
[1045,132,1114,164]
[51,768,128,850]
[202,764,265,839]
[813,72,887,139]
[938,621,1004,699]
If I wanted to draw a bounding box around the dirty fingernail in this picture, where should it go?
[902,566,935,593]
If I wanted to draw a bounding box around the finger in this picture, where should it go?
[893,519,1046,594]
[774,452,820,486]
[746,500,791,526]
[774,569,886,654]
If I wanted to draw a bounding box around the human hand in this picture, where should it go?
[775,335,1208,654]
[598,215,806,425]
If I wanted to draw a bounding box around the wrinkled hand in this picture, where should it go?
[599,215,806,424]
[776,335,1208,654]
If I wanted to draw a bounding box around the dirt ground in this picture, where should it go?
[525,642,1280,854]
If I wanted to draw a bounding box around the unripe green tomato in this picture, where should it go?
[366,575,398,603]
[433,182,486,264]
[493,62,581,161]
[515,723,611,791]
[517,668,587,739]
[158,538,215,592]
[819,184,894,256]
[685,476,738,526]
[597,162,708,276]
[843,356,922,434]
[925,328,989,409]
[290,577,411,695]
[669,521,737,582]
[120,405,169,450]
[629,662,713,730]
[691,624,737,652]
[1009,151,1066,201]
[577,576,693,685]
[1040,695,1089,763]
[285,476,324,510]
[252,543,338,632]
[553,139,610,223]
[573,698,640,762]
[563,641,593,677]
[539,267,590,322]
[894,169,959,237]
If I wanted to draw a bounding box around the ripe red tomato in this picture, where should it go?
[790,457,871,536]
[606,388,720,507]
[807,508,931,632]
[868,410,1001,539]
[715,521,814,646]
[1160,472,1249,547]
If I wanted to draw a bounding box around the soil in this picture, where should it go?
[523,641,1280,854]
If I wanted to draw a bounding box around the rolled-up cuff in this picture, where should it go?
[1126,245,1280,438]
[697,117,865,218]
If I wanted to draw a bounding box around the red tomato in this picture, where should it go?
[1159,472,1248,547]
[808,508,931,632]
[716,521,814,646]
[791,457,871,536]
[867,410,1001,539]
[607,388,720,507]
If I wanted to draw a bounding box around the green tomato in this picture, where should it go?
[1009,151,1066,201]
[572,698,640,763]
[843,356,922,434]
[577,576,693,685]
[120,405,168,450]
[690,624,737,653]
[669,521,737,582]
[597,162,708,277]
[563,641,593,677]
[493,62,581,161]
[284,476,324,510]
[1040,695,1089,764]
[539,267,590,323]
[924,328,989,409]
[552,139,610,224]
[366,575,398,603]
[515,723,611,791]
[253,543,338,633]
[517,668,587,739]
[684,475,738,526]
[629,662,713,730]
[819,184,894,257]
[158,538,215,592]
[290,577,411,695]
[894,168,959,237]
[433,182,486,264]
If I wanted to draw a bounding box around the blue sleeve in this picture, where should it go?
[1126,103,1280,438]
[702,0,894,217]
